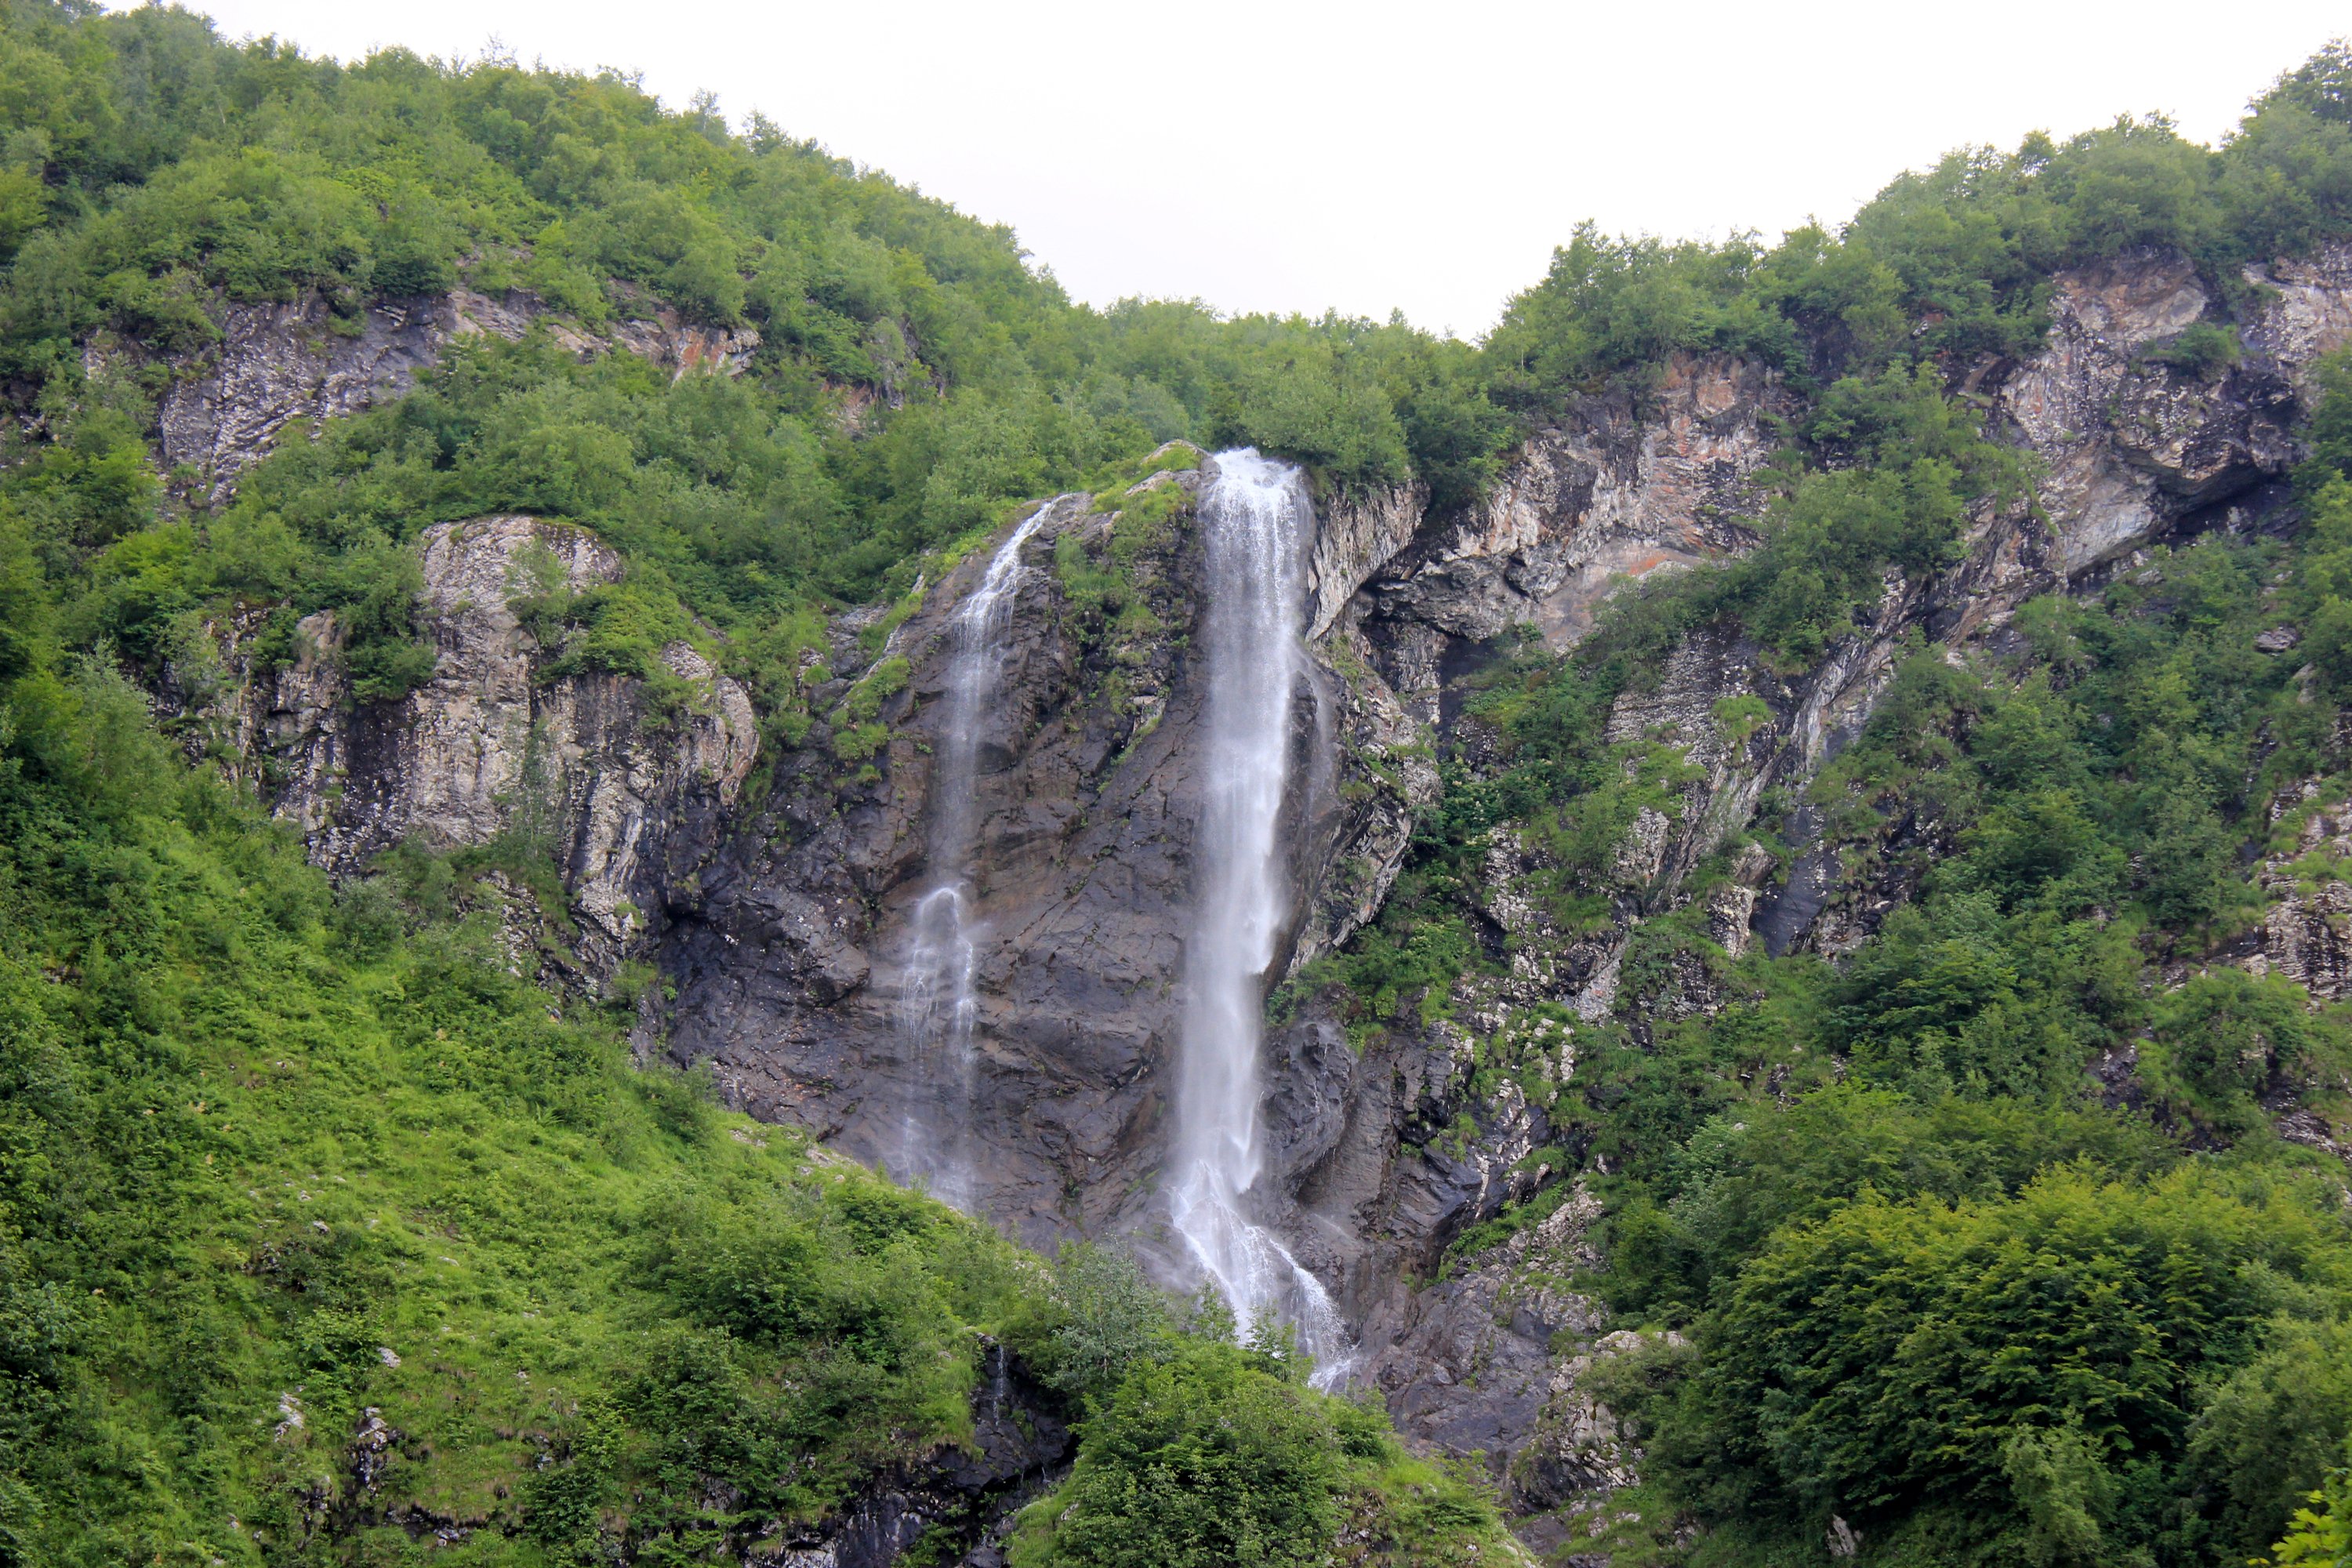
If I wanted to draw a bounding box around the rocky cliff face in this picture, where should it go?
[134,284,759,502]
[125,273,772,985]
[1343,244,2352,1002]
[166,241,2352,1559]
[655,456,1432,1253]
[1364,351,1787,683]
[169,514,757,984]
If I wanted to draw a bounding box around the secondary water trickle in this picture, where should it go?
[1169,449,1353,1385]
[899,495,1062,1207]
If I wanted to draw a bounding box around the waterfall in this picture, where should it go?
[1169,449,1353,1385]
[899,495,1062,1207]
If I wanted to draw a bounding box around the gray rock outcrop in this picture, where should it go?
[2253,780,2352,1001]
[154,285,759,502]
[173,514,757,982]
[1236,241,2352,1548]
[659,459,1433,1250]
[620,242,2352,1554]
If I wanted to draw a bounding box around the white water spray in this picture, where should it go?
[899,496,1062,1206]
[1169,450,1353,1385]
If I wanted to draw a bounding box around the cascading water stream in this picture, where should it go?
[898,495,1063,1207]
[1169,449,1354,1386]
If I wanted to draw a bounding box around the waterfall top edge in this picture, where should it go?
[1022,489,1083,520]
[1205,444,1305,480]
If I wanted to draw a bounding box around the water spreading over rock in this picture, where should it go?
[899,496,1062,1205]
[1169,450,1352,1383]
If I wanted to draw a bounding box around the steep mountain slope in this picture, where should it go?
[16,2,2352,1566]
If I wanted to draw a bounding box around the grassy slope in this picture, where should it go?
[0,667,1009,1562]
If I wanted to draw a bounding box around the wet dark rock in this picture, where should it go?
[350,1407,401,1495]
[660,463,1432,1250]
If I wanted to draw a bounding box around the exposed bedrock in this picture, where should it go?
[1224,243,2352,1540]
[163,514,758,985]
[1357,245,2352,981]
[659,457,1434,1250]
[641,245,2352,1547]
[98,281,760,503]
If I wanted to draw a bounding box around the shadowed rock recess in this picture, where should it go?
[156,232,2352,1555]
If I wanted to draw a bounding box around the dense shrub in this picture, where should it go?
[1486,74,2352,408]
[1023,1338,1343,1568]
[1641,1167,2352,1564]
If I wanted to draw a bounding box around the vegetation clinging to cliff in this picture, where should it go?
[0,2,1527,1530]
[0,0,1517,761]
[1305,325,2352,1568]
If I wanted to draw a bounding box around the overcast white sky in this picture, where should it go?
[119,0,2351,337]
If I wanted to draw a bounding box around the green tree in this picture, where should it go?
[1019,1338,1342,1568]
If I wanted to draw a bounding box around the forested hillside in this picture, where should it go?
[11,0,2352,1564]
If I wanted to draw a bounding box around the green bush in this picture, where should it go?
[2143,970,2350,1135]
[2144,319,2242,377]
[1648,1167,2351,1563]
[1027,1243,1170,1401]
[1485,82,2352,408]
[1013,1337,1341,1568]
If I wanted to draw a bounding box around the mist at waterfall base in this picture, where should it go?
[896,494,1063,1210]
[1167,449,1352,1385]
